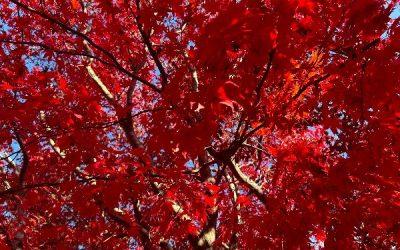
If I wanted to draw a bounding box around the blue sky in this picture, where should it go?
[390,4,400,19]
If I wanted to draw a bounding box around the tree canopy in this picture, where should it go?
[1,0,400,249]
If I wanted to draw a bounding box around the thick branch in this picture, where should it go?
[119,114,143,148]
[135,0,168,88]
[197,209,218,248]
[39,111,66,159]
[254,48,275,105]
[81,52,184,248]
[13,131,29,187]
[95,198,131,229]
[184,52,200,92]
[189,65,200,92]
[48,138,66,159]
[226,159,264,202]
[224,171,241,248]
[207,148,266,205]
[0,152,16,169]
[132,201,152,250]
[82,42,143,148]
[86,64,115,102]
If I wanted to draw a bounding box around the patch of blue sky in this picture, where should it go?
[390,3,400,19]
[381,3,400,39]
[325,128,339,147]
[325,128,339,140]
[0,18,11,33]
[309,235,324,249]
[184,159,195,169]
[163,12,181,31]
[12,90,27,103]
[307,125,317,132]
[23,53,56,72]
[2,210,15,220]
[4,139,23,167]
[266,160,275,169]
[0,17,12,55]
[67,220,77,228]
[339,152,349,159]
[325,128,349,158]
[209,163,219,176]
[150,66,161,85]
[128,237,140,250]
[187,40,195,49]
[106,129,131,152]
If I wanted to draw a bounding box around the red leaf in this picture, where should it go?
[71,0,80,10]
[0,82,13,91]
[237,196,252,206]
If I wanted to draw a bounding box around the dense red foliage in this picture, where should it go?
[1,0,400,249]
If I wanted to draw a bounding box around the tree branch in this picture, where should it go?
[39,111,66,159]
[0,182,60,197]
[183,52,200,92]
[196,208,218,248]
[81,39,143,148]
[254,48,275,105]
[9,0,161,93]
[207,148,266,205]
[0,222,13,248]
[86,64,115,102]
[224,171,241,249]
[226,158,265,202]
[13,130,29,187]
[292,73,330,100]
[0,152,16,169]
[0,39,113,66]
[132,200,152,250]
[134,0,168,88]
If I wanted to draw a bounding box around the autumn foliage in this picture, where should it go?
[1,0,400,249]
